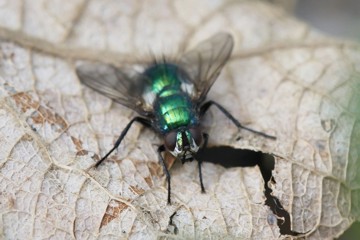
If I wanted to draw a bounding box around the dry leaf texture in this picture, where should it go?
[0,0,359,239]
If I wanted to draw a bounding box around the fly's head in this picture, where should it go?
[164,126,203,163]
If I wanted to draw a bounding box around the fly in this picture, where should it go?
[76,33,276,204]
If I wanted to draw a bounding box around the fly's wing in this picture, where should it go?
[179,32,234,103]
[76,63,153,116]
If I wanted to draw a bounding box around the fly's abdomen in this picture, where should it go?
[155,93,197,132]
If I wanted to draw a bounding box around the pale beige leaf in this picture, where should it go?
[0,0,359,239]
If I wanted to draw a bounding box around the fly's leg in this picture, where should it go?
[198,133,209,193]
[200,100,276,140]
[95,116,151,167]
[158,145,172,205]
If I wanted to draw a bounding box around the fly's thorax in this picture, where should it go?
[141,63,194,106]
[164,126,203,161]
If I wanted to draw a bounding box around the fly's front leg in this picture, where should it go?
[197,133,209,193]
[157,145,172,204]
[200,100,276,140]
[95,116,151,167]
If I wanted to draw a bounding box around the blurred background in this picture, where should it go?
[272,0,360,239]
[295,0,360,41]
[270,0,360,41]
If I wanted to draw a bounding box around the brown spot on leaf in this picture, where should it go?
[31,106,68,131]
[71,136,88,156]
[144,176,153,187]
[21,133,33,141]
[12,92,68,132]
[164,152,176,170]
[92,153,100,161]
[148,162,162,177]
[12,92,39,112]
[129,185,145,195]
[100,200,129,228]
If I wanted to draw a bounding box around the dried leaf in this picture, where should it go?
[0,0,359,239]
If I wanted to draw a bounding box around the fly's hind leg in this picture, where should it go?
[200,100,276,140]
[95,116,152,167]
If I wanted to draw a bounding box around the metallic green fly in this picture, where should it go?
[76,33,276,204]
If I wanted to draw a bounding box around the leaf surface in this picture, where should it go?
[0,0,359,239]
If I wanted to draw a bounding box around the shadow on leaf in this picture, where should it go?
[196,146,305,236]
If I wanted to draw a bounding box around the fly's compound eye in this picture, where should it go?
[189,127,202,146]
[164,131,177,151]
